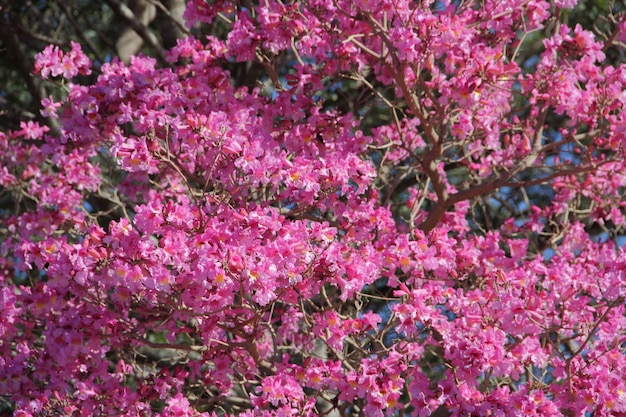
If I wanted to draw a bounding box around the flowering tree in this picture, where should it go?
[2,0,626,416]
[0,0,186,131]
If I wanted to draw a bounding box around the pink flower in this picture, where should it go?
[554,0,577,7]
[34,41,91,79]
[162,393,193,417]
[14,121,49,140]
[40,96,62,119]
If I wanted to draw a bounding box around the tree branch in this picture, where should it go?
[418,161,612,233]
[103,0,167,65]
[0,9,58,128]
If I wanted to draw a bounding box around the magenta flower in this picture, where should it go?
[34,41,91,79]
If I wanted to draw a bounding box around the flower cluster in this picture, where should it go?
[2,0,626,416]
[34,41,92,79]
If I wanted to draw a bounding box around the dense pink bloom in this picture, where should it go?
[2,0,626,416]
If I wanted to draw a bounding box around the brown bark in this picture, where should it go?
[104,0,165,64]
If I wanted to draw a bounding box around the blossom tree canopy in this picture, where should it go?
[2,0,626,416]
